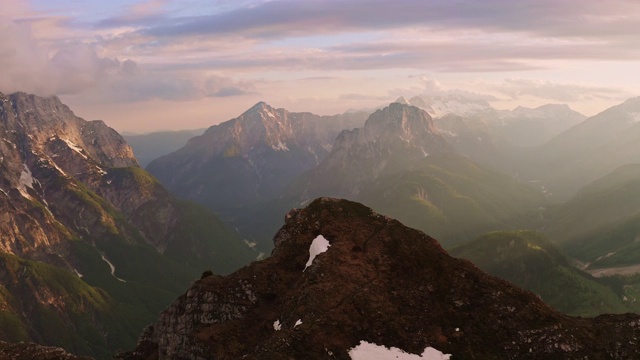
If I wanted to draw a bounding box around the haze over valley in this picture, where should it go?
[3,0,640,359]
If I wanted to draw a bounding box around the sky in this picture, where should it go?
[1,0,640,132]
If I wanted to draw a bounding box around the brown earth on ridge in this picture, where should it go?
[119,198,640,360]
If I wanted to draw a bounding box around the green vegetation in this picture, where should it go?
[0,252,120,358]
[358,154,545,247]
[106,166,161,195]
[545,164,640,247]
[542,164,640,270]
[165,200,256,274]
[451,231,640,316]
[564,213,640,267]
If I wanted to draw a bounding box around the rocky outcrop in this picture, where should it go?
[119,198,640,359]
[0,341,93,360]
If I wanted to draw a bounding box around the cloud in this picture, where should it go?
[0,15,255,102]
[492,78,633,102]
[86,62,256,102]
[125,0,640,43]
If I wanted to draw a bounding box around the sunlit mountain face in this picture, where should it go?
[4,0,640,359]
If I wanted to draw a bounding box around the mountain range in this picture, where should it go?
[147,101,546,250]
[4,90,640,358]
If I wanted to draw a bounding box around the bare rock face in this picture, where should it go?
[0,91,249,263]
[0,92,253,358]
[0,341,93,360]
[293,102,452,199]
[119,198,640,359]
[147,102,368,211]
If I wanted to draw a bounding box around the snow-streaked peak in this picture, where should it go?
[404,94,495,118]
[394,96,411,105]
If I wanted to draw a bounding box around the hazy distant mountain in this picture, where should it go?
[124,129,206,167]
[406,94,497,119]
[501,104,585,146]
[452,230,637,316]
[119,198,640,360]
[290,103,543,247]
[293,102,452,199]
[531,97,640,199]
[146,102,367,222]
[542,164,640,273]
[356,153,544,246]
[0,92,253,358]
[401,94,585,148]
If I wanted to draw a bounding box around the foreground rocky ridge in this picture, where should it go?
[0,341,92,360]
[120,198,640,359]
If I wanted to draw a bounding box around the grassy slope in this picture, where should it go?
[543,164,640,268]
[358,153,545,247]
[0,165,254,358]
[451,231,639,316]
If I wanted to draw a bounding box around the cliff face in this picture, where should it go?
[120,198,640,360]
[292,102,452,199]
[0,91,253,269]
[0,92,253,358]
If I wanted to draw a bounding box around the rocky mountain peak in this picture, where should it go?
[393,96,410,105]
[120,198,640,359]
[0,92,138,170]
[364,102,440,140]
[291,102,452,199]
[246,100,270,112]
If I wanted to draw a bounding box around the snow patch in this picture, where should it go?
[272,140,289,152]
[348,341,451,360]
[264,110,276,119]
[273,320,282,331]
[294,319,302,328]
[101,253,126,282]
[61,138,88,159]
[73,268,83,278]
[438,129,459,138]
[18,163,37,199]
[304,235,331,271]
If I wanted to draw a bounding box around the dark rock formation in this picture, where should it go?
[0,341,93,360]
[120,198,640,359]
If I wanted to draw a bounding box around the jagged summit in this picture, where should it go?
[293,102,451,199]
[120,198,640,359]
[244,100,272,114]
[393,96,410,105]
